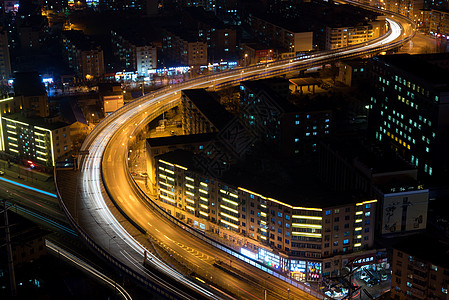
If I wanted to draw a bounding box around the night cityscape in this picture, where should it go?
[0,0,449,299]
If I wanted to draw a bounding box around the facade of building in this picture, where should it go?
[0,27,11,85]
[383,0,425,22]
[430,8,449,38]
[391,235,449,300]
[369,54,449,181]
[162,28,207,68]
[246,14,314,53]
[181,8,238,60]
[111,29,157,76]
[0,113,78,166]
[240,80,333,156]
[154,150,377,282]
[325,19,386,50]
[338,60,369,87]
[62,30,105,80]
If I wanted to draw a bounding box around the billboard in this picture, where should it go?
[382,189,428,235]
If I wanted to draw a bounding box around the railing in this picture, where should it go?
[54,169,183,300]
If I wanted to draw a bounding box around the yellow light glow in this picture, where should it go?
[3,117,28,126]
[186,191,194,196]
[355,219,362,223]
[292,223,322,229]
[185,183,194,189]
[220,219,239,229]
[357,235,362,239]
[200,182,208,187]
[355,227,362,231]
[355,211,363,215]
[222,198,238,206]
[292,215,322,220]
[220,212,239,221]
[186,205,195,210]
[175,164,188,170]
[10,148,19,153]
[354,243,362,247]
[200,204,208,209]
[34,126,55,166]
[292,232,321,238]
[8,142,18,148]
[186,199,195,204]
[199,189,208,194]
[160,194,176,203]
[200,196,208,202]
[159,159,174,167]
[160,188,175,195]
[185,176,194,181]
[220,205,238,214]
[199,211,209,217]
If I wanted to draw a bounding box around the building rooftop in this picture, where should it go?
[4,113,72,131]
[147,133,216,148]
[158,149,370,208]
[375,54,449,87]
[163,26,204,43]
[394,233,449,269]
[222,155,370,208]
[182,89,234,131]
[13,71,47,97]
[62,30,101,51]
[242,80,297,112]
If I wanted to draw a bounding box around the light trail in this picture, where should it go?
[46,240,132,300]
[68,14,412,300]
[0,176,57,198]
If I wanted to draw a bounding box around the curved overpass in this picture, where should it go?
[57,13,415,300]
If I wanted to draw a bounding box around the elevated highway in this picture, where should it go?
[56,12,415,300]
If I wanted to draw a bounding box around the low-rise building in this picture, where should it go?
[325,18,386,50]
[0,113,83,166]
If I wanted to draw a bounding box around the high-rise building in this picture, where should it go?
[368,54,449,182]
[0,27,11,85]
[62,30,105,80]
[162,28,208,68]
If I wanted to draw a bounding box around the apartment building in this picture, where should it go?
[0,113,81,166]
[111,29,157,76]
[325,18,386,50]
[368,54,449,181]
[162,28,207,68]
[430,8,449,38]
[62,30,105,80]
[246,13,314,53]
[154,149,377,282]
